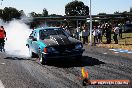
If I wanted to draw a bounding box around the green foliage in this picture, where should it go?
[98,13,107,15]
[65,0,89,16]
[114,11,120,14]
[0,7,22,21]
[29,12,38,17]
[130,7,132,12]
[29,8,48,17]
[42,8,48,17]
[65,0,89,28]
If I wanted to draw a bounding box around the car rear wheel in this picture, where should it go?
[39,53,47,65]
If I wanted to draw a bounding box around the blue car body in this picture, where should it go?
[26,27,85,64]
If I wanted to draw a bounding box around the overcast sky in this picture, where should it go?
[1,0,132,15]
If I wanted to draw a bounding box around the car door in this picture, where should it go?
[31,30,39,54]
[27,31,35,50]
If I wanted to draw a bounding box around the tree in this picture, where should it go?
[130,7,132,12]
[2,7,21,21]
[0,9,3,18]
[65,0,89,27]
[114,11,120,14]
[29,12,37,17]
[19,10,26,16]
[65,0,89,16]
[29,8,48,17]
[98,13,106,15]
[42,8,48,17]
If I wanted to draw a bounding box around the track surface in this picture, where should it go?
[0,45,132,88]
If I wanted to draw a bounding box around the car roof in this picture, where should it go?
[34,27,61,32]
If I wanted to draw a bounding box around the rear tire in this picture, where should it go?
[38,53,47,65]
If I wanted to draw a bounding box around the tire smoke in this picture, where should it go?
[4,19,32,57]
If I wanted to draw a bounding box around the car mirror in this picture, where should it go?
[29,36,34,39]
[29,36,37,41]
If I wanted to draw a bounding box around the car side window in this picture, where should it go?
[29,30,38,40]
[34,31,39,40]
[39,30,48,40]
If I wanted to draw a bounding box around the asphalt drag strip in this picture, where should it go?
[0,46,132,88]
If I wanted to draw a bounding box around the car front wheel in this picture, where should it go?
[76,55,82,59]
[75,55,82,62]
[29,48,36,58]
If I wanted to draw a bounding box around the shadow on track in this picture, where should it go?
[46,56,105,68]
[4,57,30,60]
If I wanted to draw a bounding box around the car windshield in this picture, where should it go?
[39,28,67,40]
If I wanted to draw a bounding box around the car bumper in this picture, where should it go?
[42,49,85,58]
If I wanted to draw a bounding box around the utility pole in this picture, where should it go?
[89,0,92,46]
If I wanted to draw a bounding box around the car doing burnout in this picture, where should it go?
[26,27,85,64]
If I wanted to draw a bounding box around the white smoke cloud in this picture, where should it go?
[4,19,32,57]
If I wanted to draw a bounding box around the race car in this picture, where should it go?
[26,27,85,64]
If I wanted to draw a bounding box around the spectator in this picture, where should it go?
[104,23,111,44]
[101,23,105,36]
[118,24,122,39]
[0,26,6,52]
[97,25,102,44]
[65,26,71,36]
[76,27,80,40]
[93,26,98,45]
[113,26,119,44]
[81,28,89,44]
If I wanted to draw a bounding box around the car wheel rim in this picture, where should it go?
[39,54,43,63]
[29,48,32,57]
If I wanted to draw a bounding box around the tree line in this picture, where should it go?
[0,1,88,22]
[0,0,131,27]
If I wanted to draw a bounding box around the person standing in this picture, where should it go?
[118,24,122,39]
[113,26,119,44]
[97,25,102,44]
[104,23,111,44]
[76,27,80,40]
[0,26,6,52]
[93,26,98,45]
[65,26,71,36]
[81,28,89,44]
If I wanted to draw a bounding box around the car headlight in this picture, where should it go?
[75,44,82,49]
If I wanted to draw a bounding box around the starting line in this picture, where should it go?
[109,49,132,54]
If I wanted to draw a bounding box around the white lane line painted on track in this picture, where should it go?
[1,63,5,65]
[109,49,116,51]
[0,80,5,88]
[109,48,132,54]
[114,52,119,54]
[103,53,107,54]
[128,52,132,54]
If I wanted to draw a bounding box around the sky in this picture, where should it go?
[0,0,132,15]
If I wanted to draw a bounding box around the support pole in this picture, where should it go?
[89,0,92,46]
